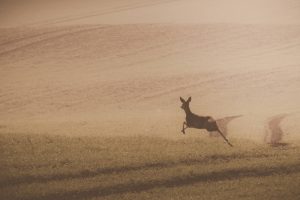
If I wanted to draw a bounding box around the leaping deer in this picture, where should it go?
[180,97,233,147]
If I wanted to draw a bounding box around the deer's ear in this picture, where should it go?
[180,97,185,103]
[187,97,192,102]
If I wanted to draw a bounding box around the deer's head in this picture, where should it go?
[180,97,191,111]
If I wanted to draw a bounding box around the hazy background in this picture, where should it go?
[0,0,300,142]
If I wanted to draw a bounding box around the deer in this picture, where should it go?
[180,97,233,147]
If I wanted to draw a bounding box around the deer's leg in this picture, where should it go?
[207,121,232,147]
[181,121,187,134]
[217,129,233,147]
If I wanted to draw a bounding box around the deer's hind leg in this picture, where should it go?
[207,121,233,147]
[216,129,233,147]
[214,124,233,147]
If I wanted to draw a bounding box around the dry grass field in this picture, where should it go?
[1,134,300,200]
[1,0,300,199]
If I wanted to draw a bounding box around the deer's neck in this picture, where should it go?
[184,107,192,115]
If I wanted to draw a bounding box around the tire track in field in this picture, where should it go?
[26,1,144,27]
[0,28,78,55]
[137,66,278,103]
[0,27,68,47]
[98,27,251,73]
[0,23,219,58]
[0,25,108,56]
[28,0,182,27]
[85,25,251,77]
[0,24,251,62]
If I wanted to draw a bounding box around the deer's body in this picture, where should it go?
[186,114,216,131]
[180,97,233,147]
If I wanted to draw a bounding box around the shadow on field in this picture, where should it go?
[0,152,270,188]
[22,162,300,200]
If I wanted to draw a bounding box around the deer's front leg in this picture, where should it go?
[181,121,187,134]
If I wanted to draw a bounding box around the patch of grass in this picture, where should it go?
[0,133,299,200]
